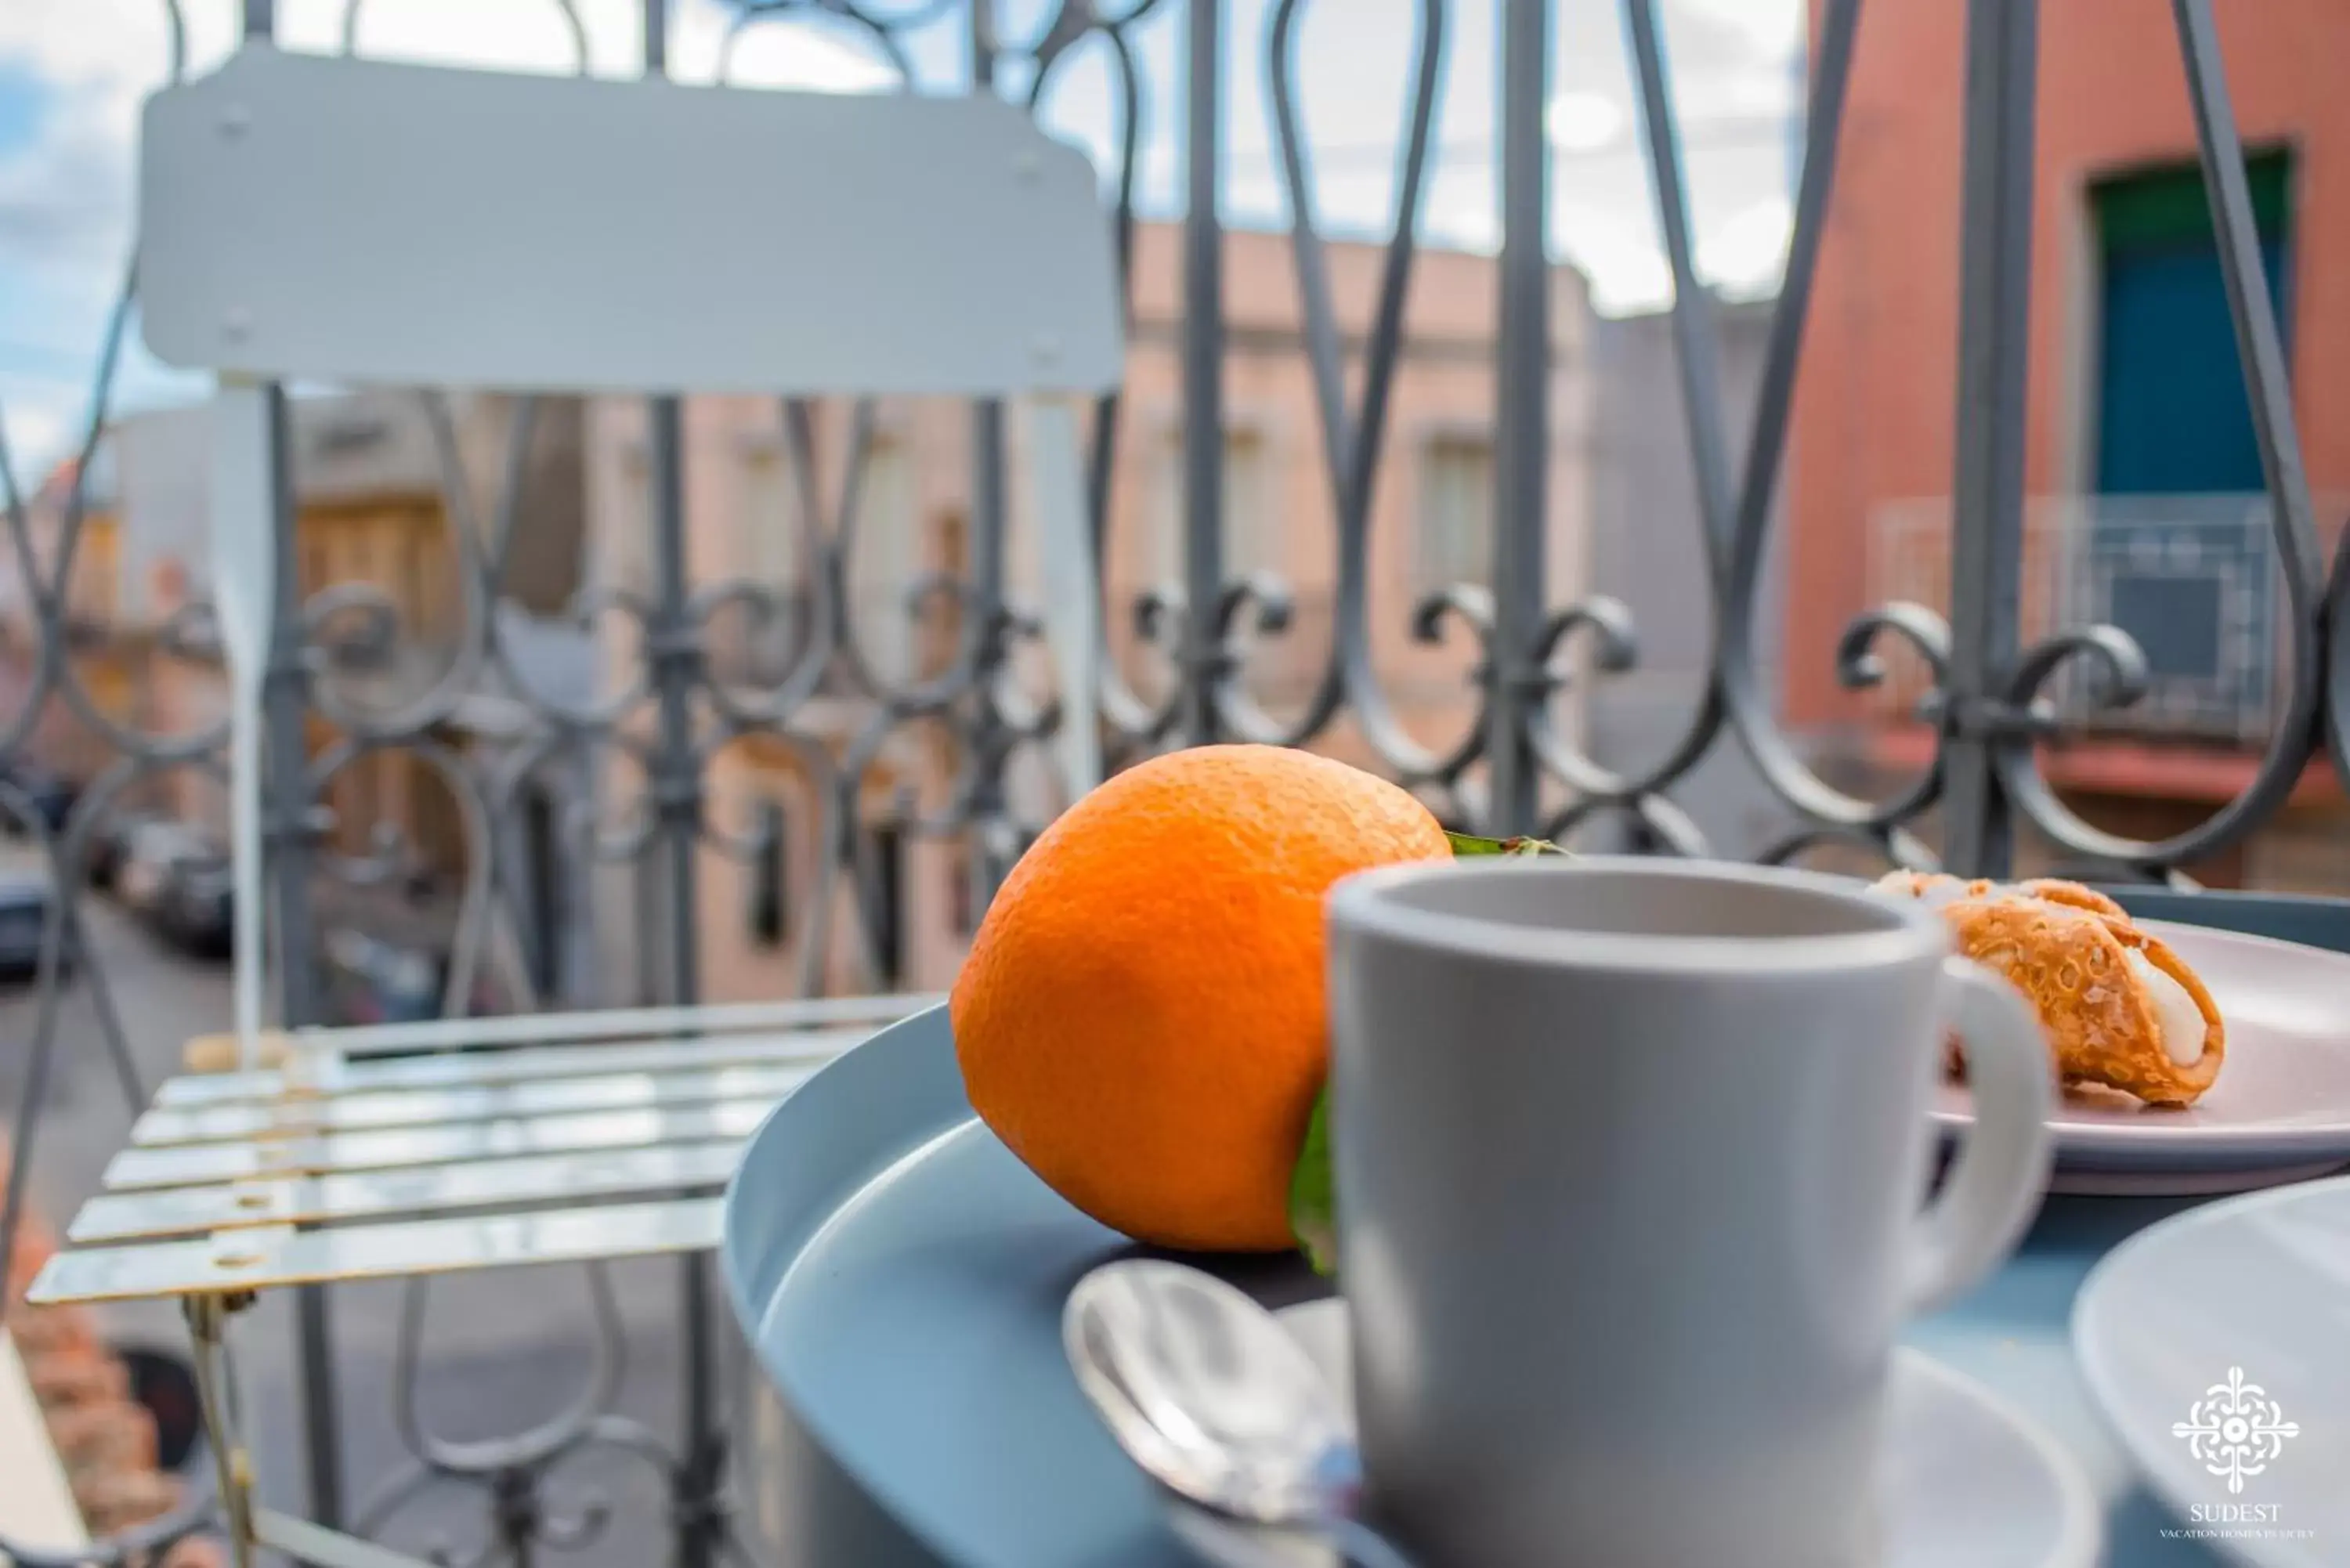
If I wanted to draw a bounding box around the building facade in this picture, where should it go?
[40,233,1600,1008]
[1788,0,2350,886]
[1584,297,1790,859]
[588,223,1596,1001]
[3,392,602,1003]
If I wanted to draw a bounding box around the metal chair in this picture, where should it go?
[31,43,1122,1568]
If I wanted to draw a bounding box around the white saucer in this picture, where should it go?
[1168,1299,2102,1568]
[2075,1174,2350,1568]
[1936,920,2350,1194]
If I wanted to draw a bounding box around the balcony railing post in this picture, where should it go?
[1488,0,1551,833]
[239,0,346,1530]
[1625,0,1732,556]
[1180,0,1226,744]
[1943,0,2038,876]
[967,0,1013,901]
[638,9,724,1568]
[259,380,347,1533]
[2174,0,2318,594]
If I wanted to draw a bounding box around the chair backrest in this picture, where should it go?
[144,46,1112,810]
[139,47,1123,398]
[143,50,1115,1057]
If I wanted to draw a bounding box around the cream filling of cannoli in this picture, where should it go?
[1870,871,1968,909]
[2122,948,2207,1067]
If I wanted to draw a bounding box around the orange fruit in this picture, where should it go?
[950,744,1450,1251]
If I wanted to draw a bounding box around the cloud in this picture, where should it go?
[0,0,212,266]
[1549,90,1625,154]
[698,14,898,92]
[1423,166,1502,255]
[1676,0,1808,60]
[0,8,163,471]
[0,400,67,471]
[0,0,215,92]
[0,96,132,280]
[1556,199,1676,314]
[1700,195,1794,298]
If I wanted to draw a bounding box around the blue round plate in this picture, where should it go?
[2073,1174,2350,1568]
[720,1003,1328,1568]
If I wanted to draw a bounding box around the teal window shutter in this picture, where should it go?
[2092,151,2294,496]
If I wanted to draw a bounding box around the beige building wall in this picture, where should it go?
[41,392,580,869]
[588,225,1595,1003]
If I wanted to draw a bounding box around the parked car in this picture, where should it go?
[0,760,79,838]
[116,822,234,958]
[114,822,208,913]
[85,810,165,890]
[158,852,234,959]
[0,873,73,981]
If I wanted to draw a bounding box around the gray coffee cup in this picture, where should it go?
[1325,857,2053,1568]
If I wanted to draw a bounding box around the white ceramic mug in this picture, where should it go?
[1325,858,2054,1568]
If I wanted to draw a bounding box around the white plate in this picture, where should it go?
[1169,1299,2102,1568]
[1936,920,2350,1194]
[2074,1175,2350,1568]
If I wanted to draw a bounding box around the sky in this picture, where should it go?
[0,0,1806,478]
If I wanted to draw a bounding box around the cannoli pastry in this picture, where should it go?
[1869,873,2225,1106]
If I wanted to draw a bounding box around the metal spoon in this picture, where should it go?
[1063,1259,1415,1568]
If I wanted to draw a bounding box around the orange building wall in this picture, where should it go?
[1788,0,2350,729]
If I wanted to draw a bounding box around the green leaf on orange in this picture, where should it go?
[1443,830,1567,858]
[1289,1089,1338,1276]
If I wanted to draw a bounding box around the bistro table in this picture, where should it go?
[714,998,2307,1568]
[708,880,2350,1568]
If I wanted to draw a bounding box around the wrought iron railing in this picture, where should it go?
[1871,493,2349,742]
[0,0,2343,1563]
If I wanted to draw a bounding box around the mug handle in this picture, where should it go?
[1903,957,2056,1315]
